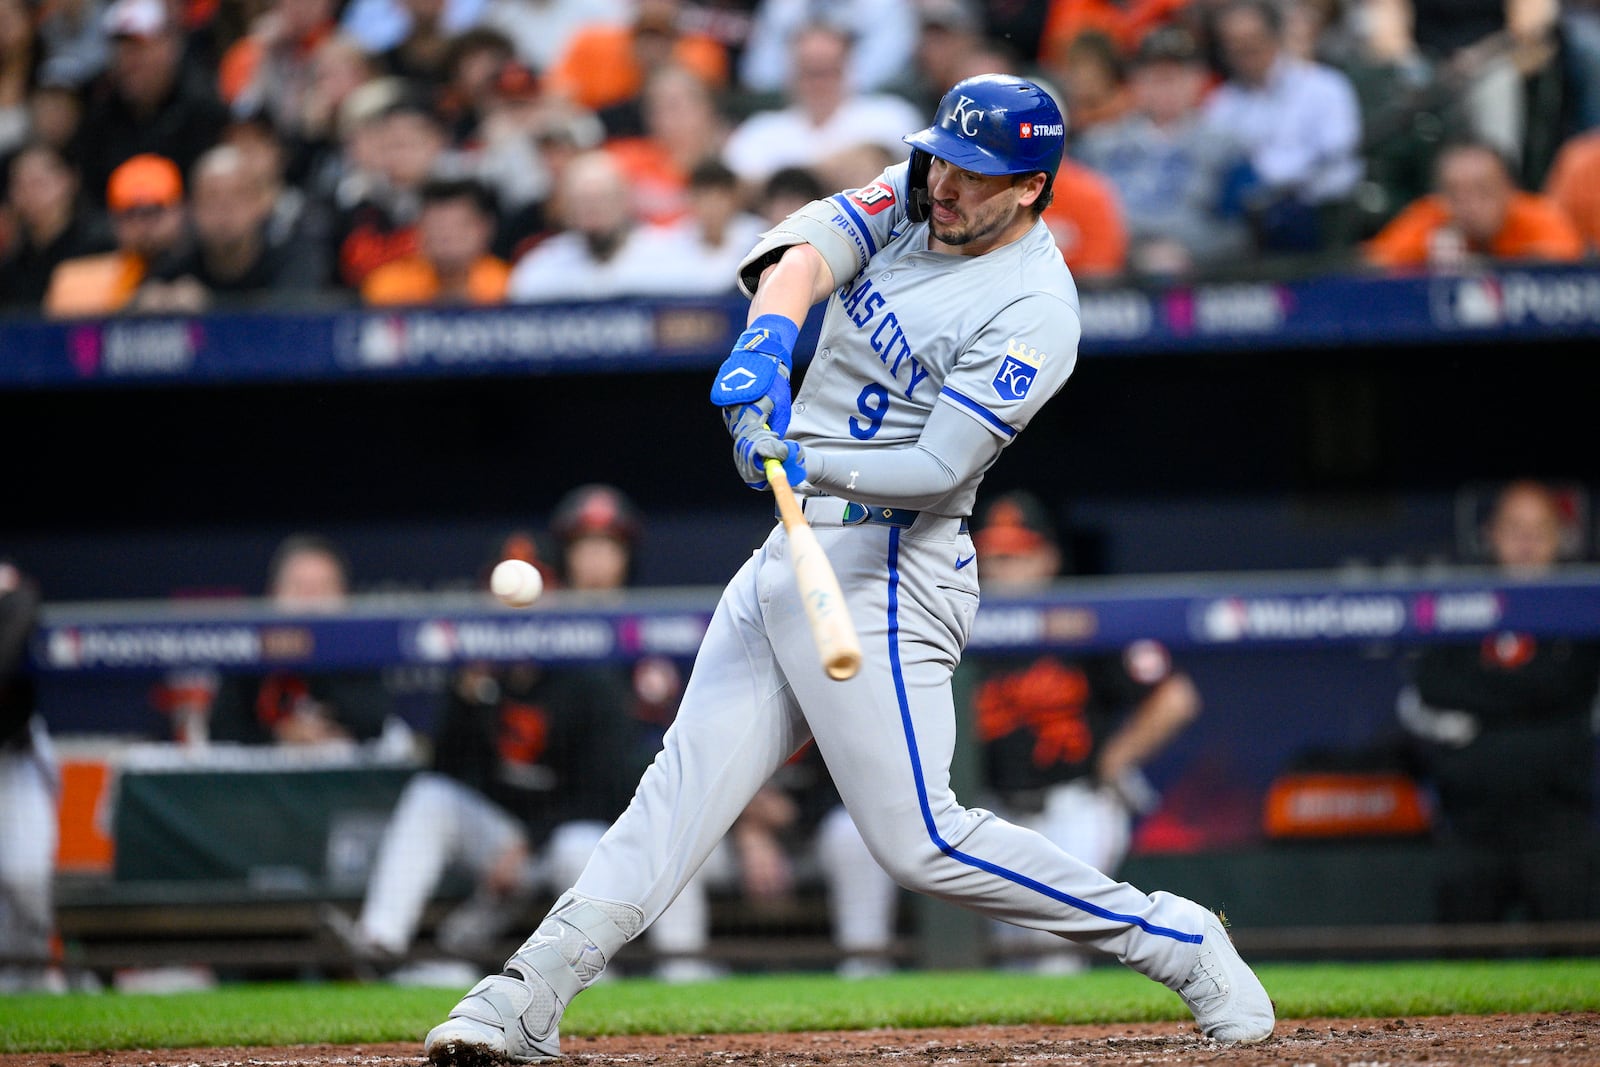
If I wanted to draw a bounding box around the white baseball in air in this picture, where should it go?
[490,559,544,607]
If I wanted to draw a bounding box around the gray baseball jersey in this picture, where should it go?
[784,161,1080,518]
[566,159,1213,994]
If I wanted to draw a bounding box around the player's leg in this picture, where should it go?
[992,781,1133,973]
[815,803,900,977]
[427,544,808,1065]
[354,773,524,958]
[543,818,729,982]
[0,733,58,992]
[645,842,734,983]
[774,524,1272,1042]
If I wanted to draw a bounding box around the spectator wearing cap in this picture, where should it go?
[737,0,917,97]
[1363,139,1584,271]
[43,151,190,317]
[1073,25,1255,278]
[73,0,230,210]
[542,0,727,117]
[1,142,115,309]
[137,143,327,311]
[549,483,642,590]
[958,490,1201,973]
[361,175,509,304]
[1199,0,1363,253]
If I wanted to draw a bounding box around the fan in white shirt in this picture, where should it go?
[721,22,922,190]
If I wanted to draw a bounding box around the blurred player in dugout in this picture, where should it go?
[204,533,407,749]
[329,485,726,982]
[962,491,1202,973]
[1396,479,1600,922]
[0,557,63,993]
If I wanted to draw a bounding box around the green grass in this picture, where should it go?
[4,960,1599,1054]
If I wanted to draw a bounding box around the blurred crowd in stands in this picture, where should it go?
[5,0,1600,316]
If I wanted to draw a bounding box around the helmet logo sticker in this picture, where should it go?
[945,95,984,136]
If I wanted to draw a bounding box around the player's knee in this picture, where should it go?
[863,837,949,893]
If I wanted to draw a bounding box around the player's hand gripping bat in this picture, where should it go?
[765,457,862,681]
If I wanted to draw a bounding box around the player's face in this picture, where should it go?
[925,157,1041,256]
[271,551,348,610]
[1487,487,1564,576]
[564,535,630,591]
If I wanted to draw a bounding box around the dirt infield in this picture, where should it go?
[6,1014,1597,1067]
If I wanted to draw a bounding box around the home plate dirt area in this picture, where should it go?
[7,1014,1597,1067]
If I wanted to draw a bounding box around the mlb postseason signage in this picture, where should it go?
[2,266,1600,388]
[30,567,1600,674]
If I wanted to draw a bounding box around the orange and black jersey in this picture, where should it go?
[430,664,637,849]
[971,641,1173,799]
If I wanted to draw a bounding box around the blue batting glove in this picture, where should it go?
[711,314,798,437]
[733,426,806,491]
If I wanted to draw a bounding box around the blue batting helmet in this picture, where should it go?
[902,74,1066,221]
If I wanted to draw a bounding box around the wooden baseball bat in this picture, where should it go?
[765,457,862,681]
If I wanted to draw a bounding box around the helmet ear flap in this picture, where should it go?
[907,149,932,223]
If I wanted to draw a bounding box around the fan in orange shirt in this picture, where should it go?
[1543,129,1600,254]
[1043,159,1129,281]
[602,63,731,226]
[1038,0,1191,63]
[362,176,509,305]
[1364,141,1585,271]
[542,0,727,115]
[44,154,189,319]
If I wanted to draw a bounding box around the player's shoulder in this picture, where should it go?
[1001,223,1081,314]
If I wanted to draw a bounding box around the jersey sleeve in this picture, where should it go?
[937,292,1081,440]
[737,160,914,297]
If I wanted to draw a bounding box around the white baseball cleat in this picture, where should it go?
[424,971,561,1066]
[1175,911,1275,1043]
[424,892,642,1067]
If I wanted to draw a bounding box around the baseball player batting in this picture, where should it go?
[425,74,1274,1066]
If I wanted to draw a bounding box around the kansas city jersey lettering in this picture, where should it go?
[839,275,932,399]
[993,337,1044,401]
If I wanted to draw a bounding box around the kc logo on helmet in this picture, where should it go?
[945,95,984,136]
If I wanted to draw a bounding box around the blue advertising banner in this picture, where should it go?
[31,567,1600,673]
[4,266,1599,390]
